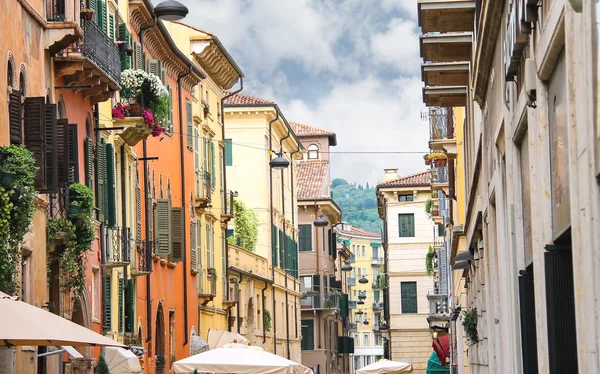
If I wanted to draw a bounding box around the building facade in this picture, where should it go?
[417,1,600,374]
[336,224,384,374]
[377,170,436,374]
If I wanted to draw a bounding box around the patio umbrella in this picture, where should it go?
[432,335,450,367]
[0,292,125,347]
[172,343,314,374]
[426,352,449,373]
[105,347,143,374]
[356,359,413,374]
[207,329,248,349]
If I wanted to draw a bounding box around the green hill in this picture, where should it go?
[331,178,382,234]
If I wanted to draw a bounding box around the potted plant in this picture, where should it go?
[425,197,432,216]
[207,267,218,280]
[432,208,439,216]
[80,9,95,20]
[423,154,431,166]
[463,308,479,345]
[426,245,435,276]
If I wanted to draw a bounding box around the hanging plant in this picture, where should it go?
[264,309,272,332]
[425,198,432,217]
[208,266,218,281]
[0,145,37,296]
[426,245,435,276]
[425,152,448,167]
[232,199,259,252]
[462,308,479,346]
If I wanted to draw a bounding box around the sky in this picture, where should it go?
[168,0,427,185]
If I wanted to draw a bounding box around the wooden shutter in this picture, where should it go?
[170,207,184,262]
[225,139,232,166]
[95,140,107,223]
[205,223,211,267]
[407,214,415,236]
[299,225,312,251]
[154,199,172,257]
[271,224,278,266]
[519,270,538,374]
[124,279,134,333]
[197,223,203,292]
[108,13,115,40]
[118,23,129,42]
[301,320,315,350]
[210,141,215,187]
[23,97,49,191]
[43,104,58,192]
[9,91,22,145]
[67,124,79,183]
[117,278,124,333]
[194,128,200,196]
[87,0,96,20]
[186,100,193,148]
[279,229,284,268]
[331,230,337,260]
[147,59,160,77]
[312,274,320,293]
[398,214,415,237]
[160,68,167,86]
[135,172,142,242]
[105,143,117,227]
[96,1,106,32]
[84,137,93,188]
[134,42,142,70]
[103,275,111,331]
[120,52,130,71]
[168,86,173,133]
[401,282,417,313]
[190,221,197,270]
[55,119,70,186]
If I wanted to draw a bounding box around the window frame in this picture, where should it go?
[307,144,319,160]
[398,213,415,238]
[398,194,414,202]
[401,281,418,314]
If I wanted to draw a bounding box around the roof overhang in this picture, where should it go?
[191,37,242,90]
[422,62,470,86]
[422,86,467,107]
[297,198,342,223]
[420,33,473,63]
[418,0,476,33]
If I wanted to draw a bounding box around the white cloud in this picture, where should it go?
[381,0,418,18]
[371,19,421,75]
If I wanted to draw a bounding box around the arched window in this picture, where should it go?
[7,57,14,88]
[57,95,66,119]
[19,69,26,98]
[86,114,93,138]
[307,144,319,160]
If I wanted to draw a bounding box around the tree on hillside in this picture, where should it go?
[332,178,382,233]
[332,178,348,188]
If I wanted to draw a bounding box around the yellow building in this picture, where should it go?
[337,224,384,372]
[163,21,244,343]
[223,93,304,362]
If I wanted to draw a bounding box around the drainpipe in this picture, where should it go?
[268,110,279,354]
[178,66,193,346]
[95,105,108,334]
[221,78,243,331]
[262,282,269,344]
[278,130,291,359]
[289,144,301,360]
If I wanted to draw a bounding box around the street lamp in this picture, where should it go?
[153,0,189,21]
[341,260,352,272]
[313,214,329,227]
[358,275,369,284]
[269,152,289,170]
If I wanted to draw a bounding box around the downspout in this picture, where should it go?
[95,105,107,334]
[268,109,279,355]
[279,130,291,359]
[289,144,301,359]
[221,78,243,332]
[262,282,269,344]
[178,66,193,346]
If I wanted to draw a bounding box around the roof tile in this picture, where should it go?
[296,161,329,200]
[377,171,430,188]
[290,121,335,137]
[224,93,274,106]
[337,226,380,238]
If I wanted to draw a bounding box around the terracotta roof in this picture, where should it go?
[337,226,380,238]
[173,21,213,36]
[377,170,430,188]
[223,93,274,106]
[290,121,335,137]
[296,161,329,200]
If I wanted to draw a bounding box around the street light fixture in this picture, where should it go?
[341,261,353,272]
[358,275,369,284]
[269,153,289,170]
[153,0,189,21]
[313,215,329,227]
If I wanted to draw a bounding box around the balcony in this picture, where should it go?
[349,300,357,309]
[430,165,449,192]
[47,185,70,221]
[300,292,342,310]
[371,257,384,266]
[422,62,469,87]
[132,240,152,276]
[422,86,467,107]
[373,301,384,311]
[347,277,356,287]
[45,0,83,54]
[419,33,472,63]
[372,275,387,290]
[349,323,357,332]
[426,107,457,154]
[199,269,217,306]
[54,18,120,105]
[418,0,476,33]
[106,226,132,267]
[426,289,450,323]
[194,171,213,211]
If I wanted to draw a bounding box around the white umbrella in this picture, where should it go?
[356,359,413,374]
[105,347,143,374]
[172,343,313,374]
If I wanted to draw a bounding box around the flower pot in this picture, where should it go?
[432,209,439,216]
[129,103,142,116]
[433,159,447,167]
[68,205,81,218]
[126,48,134,57]
[424,158,431,166]
[80,10,95,20]
[0,172,17,186]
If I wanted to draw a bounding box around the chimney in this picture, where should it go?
[384,169,399,181]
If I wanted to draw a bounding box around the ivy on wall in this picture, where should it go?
[228,199,259,252]
[264,309,272,332]
[463,308,479,346]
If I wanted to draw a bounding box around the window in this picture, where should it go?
[363,334,369,346]
[398,214,415,237]
[374,290,380,302]
[362,246,366,257]
[398,194,413,202]
[307,144,319,159]
[401,282,417,313]
[299,224,312,251]
[301,320,315,350]
[300,276,312,294]
[375,334,382,346]
[92,268,100,320]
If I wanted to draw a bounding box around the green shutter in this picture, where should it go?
[105,143,116,227]
[210,141,215,188]
[205,223,211,268]
[398,214,415,238]
[109,13,115,40]
[96,1,106,32]
[190,222,197,270]
[84,137,93,188]
[194,128,200,196]
[154,199,172,257]
[120,51,131,71]
[186,100,193,148]
[279,230,284,269]
[170,207,184,262]
[401,282,417,313]
[299,225,312,252]
[168,86,173,133]
[203,137,208,174]
[125,279,134,333]
[225,139,232,166]
[118,278,124,333]
[95,140,107,223]
[197,223,203,293]
[118,23,129,42]
[103,275,111,331]
[271,224,278,266]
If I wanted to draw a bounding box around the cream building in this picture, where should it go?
[376,170,435,374]
[336,224,384,374]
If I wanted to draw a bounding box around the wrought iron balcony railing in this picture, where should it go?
[371,257,384,266]
[47,0,66,21]
[431,165,448,185]
[428,107,455,142]
[106,226,132,266]
[47,185,70,221]
[300,292,342,310]
[349,322,357,332]
[134,240,153,274]
[373,301,384,310]
[347,277,356,286]
[81,18,121,84]
[348,300,357,309]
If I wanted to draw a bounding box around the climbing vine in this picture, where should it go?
[462,308,479,346]
[426,245,436,276]
[47,183,95,297]
[0,145,37,295]
[264,309,272,332]
[231,199,259,251]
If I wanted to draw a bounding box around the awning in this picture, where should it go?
[452,260,470,270]
[355,359,413,374]
[105,347,143,374]
[371,243,382,247]
[454,251,473,262]
[207,329,248,350]
[0,292,125,347]
[426,352,449,373]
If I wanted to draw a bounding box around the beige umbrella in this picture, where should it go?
[207,329,249,349]
[0,292,125,347]
[356,359,413,374]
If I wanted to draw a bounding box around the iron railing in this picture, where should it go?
[349,323,357,332]
[428,107,455,141]
[47,0,66,21]
[431,165,448,184]
[348,300,357,309]
[81,18,121,84]
[347,277,356,286]
[371,257,384,266]
[106,226,131,265]
[135,240,153,274]
[300,292,342,310]
[373,301,384,310]
[47,185,69,220]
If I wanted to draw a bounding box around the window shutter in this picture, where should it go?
[125,279,134,333]
[225,139,232,166]
[55,119,70,186]
[84,137,93,188]
[87,0,96,19]
[9,91,22,145]
[120,52,130,71]
[170,207,184,262]
[117,278,124,333]
[312,274,320,293]
[205,223,211,267]
[327,229,333,258]
[194,128,200,196]
[279,229,284,268]
[160,68,167,86]
[147,59,160,77]
[103,275,111,331]
[135,172,142,242]
[118,23,129,42]
[271,224,278,266]
[190,221,197,270]
[210,141,215,188]
[408,214,415,237]
[109,13,115,40]
[301,320,315,350]
[105,143,117,227]
[167,85,173,133]
[299,225,312,251]
[197,222,203,292]
[96,1,106,32]
[23,98,48,191]
[331,230,337,260]
[186,100,193,148]
[518,270,538,374]
[134,42,142,70]
[67,124,79,183]
[154,199,172,257]
[95,140,107,223]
